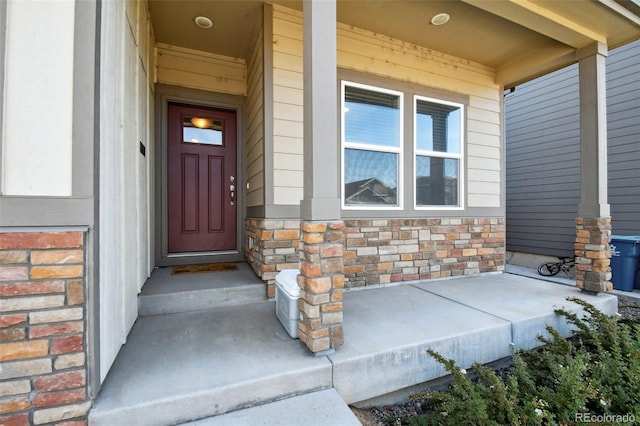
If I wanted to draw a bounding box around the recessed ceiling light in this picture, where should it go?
[430,13,450,26]
[194,16,213,29]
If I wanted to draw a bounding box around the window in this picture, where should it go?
[342,82,403,209]
[341,79,465,211]
[414,96,463,208]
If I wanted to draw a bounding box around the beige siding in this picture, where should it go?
[272,7,304,205]
[99,0,155,382]
[274,135,303,155]
[270,4,502,209]
[246,15,265,208]
[156,43,247,96]
[336,19,502,209]
[468,193,501,207]
[2,0,75,195]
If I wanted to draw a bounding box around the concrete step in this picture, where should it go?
[139,283,266,316]
[138,263,267,316]
[88,302,333,426]
[179,389,361,426]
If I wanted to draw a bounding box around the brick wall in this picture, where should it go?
[0,231,90,426]
[245,216,505,290]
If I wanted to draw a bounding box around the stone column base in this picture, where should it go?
[298,221,345,353]
[0,230,90,425]
[574,217,612,293]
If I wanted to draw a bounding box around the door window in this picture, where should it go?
[182,115,223,145]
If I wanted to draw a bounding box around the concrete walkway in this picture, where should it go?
[181,389,361,426]
[89,272,617,426]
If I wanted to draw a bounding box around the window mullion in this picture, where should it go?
[415,150,462,159]
[344,142,402,154]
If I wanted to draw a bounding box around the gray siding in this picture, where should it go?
[505,40,640,257]
[607,41,640,236]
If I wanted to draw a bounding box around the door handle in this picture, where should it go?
[230,176,235,206]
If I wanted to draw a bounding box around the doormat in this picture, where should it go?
[171,263,238,275]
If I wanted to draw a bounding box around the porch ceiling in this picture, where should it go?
[148,0,640,87]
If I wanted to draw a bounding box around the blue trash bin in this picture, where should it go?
[610,236,640,292]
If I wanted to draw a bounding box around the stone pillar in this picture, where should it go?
[575,217,612,293]
[299,0,343,352]
[298,222,345,352]
[575,42,611,293]
[0,231,91,425]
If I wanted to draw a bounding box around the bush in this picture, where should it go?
[402,298,640,426]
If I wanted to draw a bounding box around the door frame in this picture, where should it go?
[154,84,246,266]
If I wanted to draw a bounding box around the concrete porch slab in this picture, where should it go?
[414,273,618,350]
[89,301,332,426]
[329,284,512,404]
[329,274,617,405]
[89,272,618,425]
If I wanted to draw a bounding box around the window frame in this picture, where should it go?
[413,95,465,211]
[341,80,404,210]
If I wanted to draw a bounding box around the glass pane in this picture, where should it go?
[345,85,400,147]
[416,99,461,153]
[415,156,459,206]
[344,148,398,206]
[183,116,223,145]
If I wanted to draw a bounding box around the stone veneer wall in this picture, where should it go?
[245,219,301,297]
[574,217,613,293]
[298,221,345,352]
[343,218,505,287]
[0,231,90,426]
[246,217,505,291]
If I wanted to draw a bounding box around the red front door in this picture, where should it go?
[168,103,237,253]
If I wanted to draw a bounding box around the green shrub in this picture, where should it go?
[402,298,640,426]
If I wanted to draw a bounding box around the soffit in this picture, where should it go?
[335,0,559,70]
[147,0,264,59]
[147,0,640,87]
[532,0,640,47]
